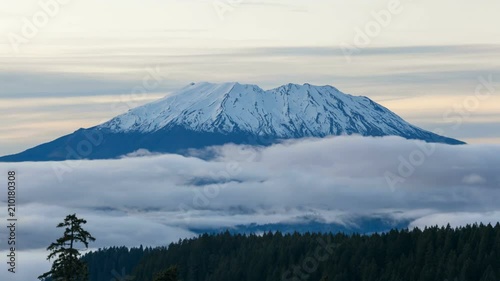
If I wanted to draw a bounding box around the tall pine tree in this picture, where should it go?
[38,214,96,281]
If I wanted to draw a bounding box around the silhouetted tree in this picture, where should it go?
[38,214,96,281]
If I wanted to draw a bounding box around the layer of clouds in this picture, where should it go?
[0,136,500,279]
[3,45,500,97]
[1,136,499,246]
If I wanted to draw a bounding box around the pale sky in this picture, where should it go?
[1,0,500,155]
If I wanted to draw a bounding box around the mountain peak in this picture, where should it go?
[97,81,463,143]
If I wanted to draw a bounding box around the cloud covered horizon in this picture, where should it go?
[1,135,500,279]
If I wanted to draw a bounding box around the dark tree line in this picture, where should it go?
[82,223,500,281]
[82,246,151,281]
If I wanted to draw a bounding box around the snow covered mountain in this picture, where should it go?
[0,82,464,162]
[99,82,458,140]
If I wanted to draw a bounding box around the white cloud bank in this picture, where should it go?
[0,136,499,280]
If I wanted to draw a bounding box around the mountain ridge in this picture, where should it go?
[0,82,465,162]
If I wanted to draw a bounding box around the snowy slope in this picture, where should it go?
[0,82,464,162]
[98,82,453,141]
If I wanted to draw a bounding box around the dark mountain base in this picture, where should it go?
[0,125,464,162]
[0,126,278,162]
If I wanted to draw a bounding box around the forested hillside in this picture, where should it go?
[83,224,500,281]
